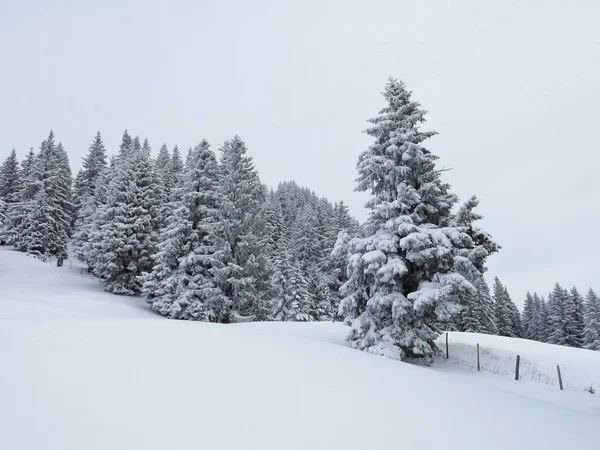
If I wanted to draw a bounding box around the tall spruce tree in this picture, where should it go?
[70,133,109,262]
[547,284,568,346]
[0,149,21,202]
[536,295,550,343]
[73,132,107,210]
[504,287,522,338]
[219,136,271,322]
[476,277,498,335]
[338,78,496,360]
[144,140,229,320]
[4,149,36,246]
[450,196,499,334]
[583,289,600,350]
[493,278,512,337]
[17,132,72,260]
[0,149,21,241]
[564,287,585,348]
[522,292,536,339]
[290,203,321,272]
[89,138,161,294]
[273,256,312,321]
[169,145,184,189]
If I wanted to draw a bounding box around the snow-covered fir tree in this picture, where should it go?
[155,144,172,190]
[564,287,585,348]
[273,255,312,321]
[218,135,272,322]
[14,132,73,261]
[338,78,497,360]
[522,292,536,339]
[88,138,161,294]
[547,284,568,346]
[71,133,109,262]
[542,283,586,348]
[72,132,107,212]
[3,149,35,246]
[0,149,21,202]
[583,289,600,350]
[144,140,230,320]
[534,294,550,343]
[0,149,21,241]
[290,203,321,272]
[169,145,184,189]
[493,278,513,337]
[449,196,499,334]
[55,142,74,237]
[504,286,523,338]
[475,276,498,335]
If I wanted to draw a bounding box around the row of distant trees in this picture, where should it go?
[521,285,600,350]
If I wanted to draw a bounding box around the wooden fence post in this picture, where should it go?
[557,365,564,391]
[446,333,449,359]
[477,343,480,371]
[515,355,520,381]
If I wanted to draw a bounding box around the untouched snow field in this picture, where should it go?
[1,248,599,450]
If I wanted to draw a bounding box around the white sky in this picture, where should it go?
[1,0,598,305]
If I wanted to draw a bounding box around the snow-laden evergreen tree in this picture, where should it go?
[89,139,161,294]
[155,144,171,183]
[564,287,585,348]
[583,289,600,350]
[476,276,498,335]
[118,129,132,156]
[0,198,6,232]
[535,295,550,343]
[0,149,21,241]
[262,195,286,260]
[505,287,523,338]
[338,78,497,360]
[70,133,109,262]
[522,292,536,339]
[315,198,336,258]
[547,284,568,346]
[142,138,151,156]
[0,149,21,202]
[333,201,361,236]
[218,136,272,322]
[449,195,499,334]
[55,142,74,237]
[169,145,184,188]
[144,140,230,320]
[493,278,513,337]
[3,149,35,245]
[290,203,321,272]
[273,256,312,321]
[15,132,73,260]
[72,132,107,212]
[318,230,353,321]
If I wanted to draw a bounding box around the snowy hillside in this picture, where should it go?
[1,248,599,450]
[435,332,600,393]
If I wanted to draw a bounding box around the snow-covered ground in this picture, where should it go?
[1,248,599,450]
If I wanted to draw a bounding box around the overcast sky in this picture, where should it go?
[1,0,598,304]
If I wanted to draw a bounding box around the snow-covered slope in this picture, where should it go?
[1,248,599,450]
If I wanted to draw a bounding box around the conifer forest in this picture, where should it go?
[1,79,598,359]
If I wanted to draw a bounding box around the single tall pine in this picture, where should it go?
[339,79,496,360]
